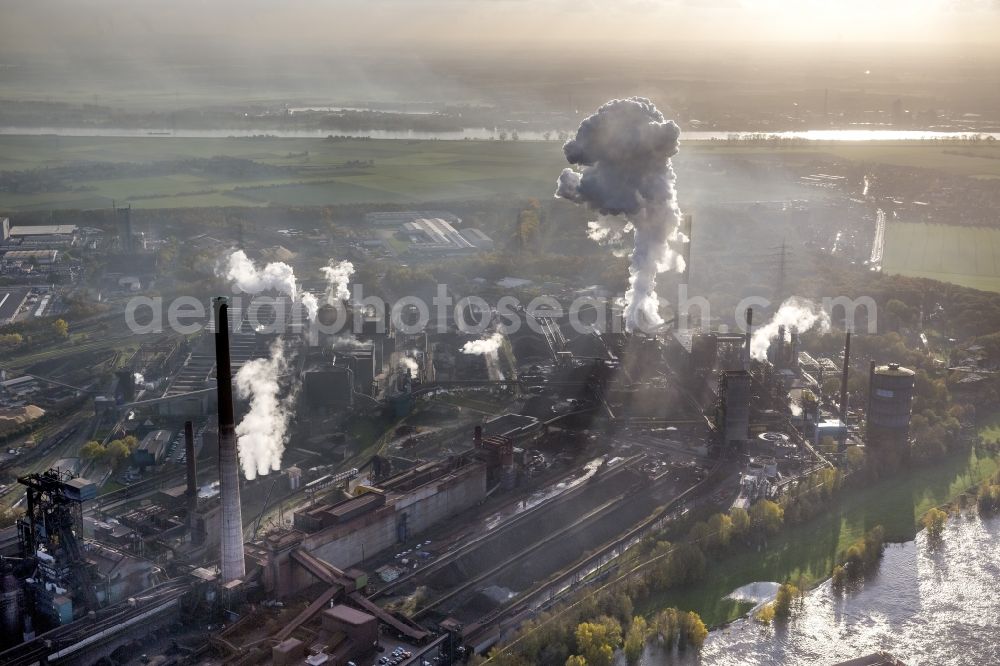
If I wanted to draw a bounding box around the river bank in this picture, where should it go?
[640,448,1000,628]
[640,508,1000,665]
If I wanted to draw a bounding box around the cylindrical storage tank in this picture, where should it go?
[287,466,302,491]
[867,363,915,445]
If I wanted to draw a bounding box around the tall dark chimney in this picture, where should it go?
[839,331,851,423]
[184,420,198,516]
[214,297,246,583]
[743,307,753,368]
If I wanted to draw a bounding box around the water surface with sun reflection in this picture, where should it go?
[642,513,1000,665]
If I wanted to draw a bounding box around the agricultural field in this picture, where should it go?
[0,135,569,210]
[3,135,1000,212]
[882,222,1000,293]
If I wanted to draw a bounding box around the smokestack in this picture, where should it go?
[839,331,851,423]
[214,297,246,583]
[184,420,198,518]
[474,425,483,449]
[743,307,753,368]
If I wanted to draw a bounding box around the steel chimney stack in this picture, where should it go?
[214,297,246,583]
[184,420,198,520]
[743,307,753,368]
[839,331,851,423]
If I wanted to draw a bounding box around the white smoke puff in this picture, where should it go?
[332,334,368,351]
[556,97,687,333]
[321,259,355,303]
[587,216,632,244]
[133,372,144,386]
[751,297,830,361]
[234,338,296,480]
[220,250,298,300]
[300,292,319,322]
[399,357,419,374]
[462,332,504,355]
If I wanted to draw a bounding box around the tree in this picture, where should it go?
[80,440,105,460]
[623,616,647,666]
[921,507,948,539]
[574,616,621,666]
[0,333,23,348]
[749,499,784,535]
[105,439,130,464]
[831,564,846,591]
[565,656,587,666]
[682,612,708,649]
[773,583,798,619]
[729,507,750,537]
[706,513,733,549]
[52,318,69,338]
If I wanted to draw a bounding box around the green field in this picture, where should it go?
[0,135,569,210]
[645,447,1000,627]
[882,222,1000,293]
[3,135,1000,211]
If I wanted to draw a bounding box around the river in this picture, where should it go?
[641,512,1000,665]
[0,127,999,142]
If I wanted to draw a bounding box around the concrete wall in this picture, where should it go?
[305,463,486,571]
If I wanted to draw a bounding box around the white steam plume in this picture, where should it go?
[234,337,296,480]
[321,259,355,303]
[220,250,298,300]
[300,292,319,322]
[133,372,144,386]
[751,297,830,361]
[332,334,368,351]
[462,332,504,355]
[399,357,419,374]
[556,97,687,332]
[220,249,320,322]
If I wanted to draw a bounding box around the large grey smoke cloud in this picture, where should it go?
[556,97,686,332]
[234,337,296,480]
[751,297,831,361]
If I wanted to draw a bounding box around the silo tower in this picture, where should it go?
[866,362,915,449]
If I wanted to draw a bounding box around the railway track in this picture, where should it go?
[411,490,633,619]
[369,455,643,602]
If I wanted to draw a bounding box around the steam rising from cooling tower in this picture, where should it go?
[751,297,831,360]
[556,97,687,332]
[462,332,504,355]
[234,338,295,480]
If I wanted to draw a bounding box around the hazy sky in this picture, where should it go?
[3,0,1000,59]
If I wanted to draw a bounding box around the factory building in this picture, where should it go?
[717,370,751,448]
[866,362,915,449]
[133,429,173,467]
[459,227,495,251]
[254,457,487,595]
[1,220,78,247]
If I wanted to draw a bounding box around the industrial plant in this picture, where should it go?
[0,215,922,664]
[3,7,999,660]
